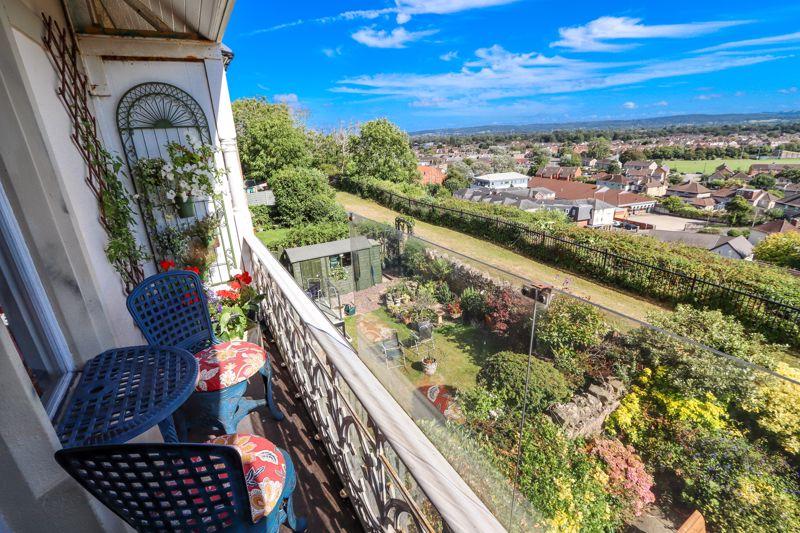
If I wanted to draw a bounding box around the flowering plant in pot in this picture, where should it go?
[422,356,438,376]
[209,271,266,342]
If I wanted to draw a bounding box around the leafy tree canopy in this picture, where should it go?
[351,118,419,183]
[269,166,346,227]
[754,231,800,269]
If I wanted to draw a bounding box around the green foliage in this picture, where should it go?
[587,137,611,159]
[249,205,272,231]
[536,296,607,379]
[750,173,777,189]
[443,161,473,192]
[477,351,572,413]
[270,221,349,250]
[727,228,750,237]
[269,166,346,226]
[754,231,800,269]
[726,195,755,225]
[501,416,622,532]
[351,119,419,183]
[307,128,352,177]
[619,149,645,163]
[232,98,311,183]
[777,168,800,183]
[460,287,487,321]
[632,305,779,404]
[743,362,800,455]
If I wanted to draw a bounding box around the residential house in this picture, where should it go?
[581,156,597,168]
[595,173,632,190]
[777,193,800,218]
[471,171,530,189]
[749,163,800,175]
[643,231,754,260]
[667,182,712,199]
[418,164,445,186]
[749,219,800,244]
[536,165,582,180]
[527,177,655,215]
[736,188,779,210]
[641,179,668,197]
[623,160,658,173]
[711,187,738,207]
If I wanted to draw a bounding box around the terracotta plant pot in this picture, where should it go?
[422,358,437,376]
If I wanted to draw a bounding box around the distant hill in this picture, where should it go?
[410,111,800,137]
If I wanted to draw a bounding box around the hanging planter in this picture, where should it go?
[176,196,196,218]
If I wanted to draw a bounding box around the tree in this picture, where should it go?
[619,148,645,164]
[443,161,472,192]
[308,127,353,178]
[269,166,346,226]
[232,98,310,183]
[607,160,622,174]
[660,195,685,211]
[725,196,754,226]
[749,173,776,190]
[350,119,419,183]
[587,137,611,159]
[527,148,549,176]
[467,158,492,176]
[754,232,800,269]
[777,168,800,183]
[491,154,516,173]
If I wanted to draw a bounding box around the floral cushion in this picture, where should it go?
[206,433,286,523]
[194,340,266,392]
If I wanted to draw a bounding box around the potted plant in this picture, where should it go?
[422,356,437,376]
[209,271,266,342]
[161,139,223,218]
[447,299,462,319]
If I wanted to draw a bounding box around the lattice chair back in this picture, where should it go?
[127,271,217,355]
[55,443,255,532]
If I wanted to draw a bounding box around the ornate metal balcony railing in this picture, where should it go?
[241,233,505,533]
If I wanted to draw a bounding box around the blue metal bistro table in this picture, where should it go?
[56,345,198,448]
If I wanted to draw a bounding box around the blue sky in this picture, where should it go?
[224,1,800,131]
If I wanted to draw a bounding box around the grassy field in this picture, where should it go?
[664,158,800,174]
[337,191,664,321]
[345,307,504,391]
[255,227,290,250]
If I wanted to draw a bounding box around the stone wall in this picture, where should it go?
[550,378,626,439]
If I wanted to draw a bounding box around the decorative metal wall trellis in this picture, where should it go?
[41,14,144,292]
[117,82,235,284]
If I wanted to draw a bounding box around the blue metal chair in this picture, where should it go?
[55,439,307,532]
[127,271,283,435]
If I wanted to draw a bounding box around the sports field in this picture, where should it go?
[664,158,800,174]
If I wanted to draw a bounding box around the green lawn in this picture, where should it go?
[664,158,800,174]
[255,227,290,249]
[346,307,505,391]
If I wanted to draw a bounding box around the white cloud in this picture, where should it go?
[696,93,721,100]
[440,50,459,61]
[779,86,798,94]
[335,44,785,109]
[622,101,637,109]
[274,93,299,104]
[552,16,749,52]
[654,100,669,106]
[351,26,437,48]
[696,31,800,53]
[322,46,343,57]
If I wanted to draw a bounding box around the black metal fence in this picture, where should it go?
[346,181,800,345]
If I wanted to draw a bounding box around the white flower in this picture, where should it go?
[191,187,203,197]
[165,189,176,201]
[178,180,189,191]
[132,193,140,200]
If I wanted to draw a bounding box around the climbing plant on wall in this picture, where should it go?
[41,14,145,292]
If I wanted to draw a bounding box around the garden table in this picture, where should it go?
[56,345,198,448]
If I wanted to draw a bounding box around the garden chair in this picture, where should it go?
[127,271,283,435]
[380,331,406,369]
[411,320,435,354]
[55,434,306,533]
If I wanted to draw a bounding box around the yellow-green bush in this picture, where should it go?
[744,362,800,455]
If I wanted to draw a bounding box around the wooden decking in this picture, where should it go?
[194,334,363,532]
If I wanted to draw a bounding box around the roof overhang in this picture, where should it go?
[64,0,235,42]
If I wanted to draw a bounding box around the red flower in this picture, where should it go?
[229,280,242,290]
[159,260,175,271]
[216,289,240,301]
[185,266,200,275]
[235,271,253,285]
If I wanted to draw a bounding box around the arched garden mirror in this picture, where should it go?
[117,82,234,284]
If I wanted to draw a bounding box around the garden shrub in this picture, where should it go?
[459,386,508,424]
[249,204,272,231]
[269,166,346,226]
[433,281,454,304]
[536,296,607,380]
[743,362,800,456]
[476,351,572,413]
[270,221,349,250]
[588,438,655,521]
[496,416,622,532]
[460,287,487,321]
[631,305,779,405]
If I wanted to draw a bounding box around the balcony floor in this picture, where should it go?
[192,333,363,532]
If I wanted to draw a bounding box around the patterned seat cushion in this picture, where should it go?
[206,433,286,523]
[194,340,266,392]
